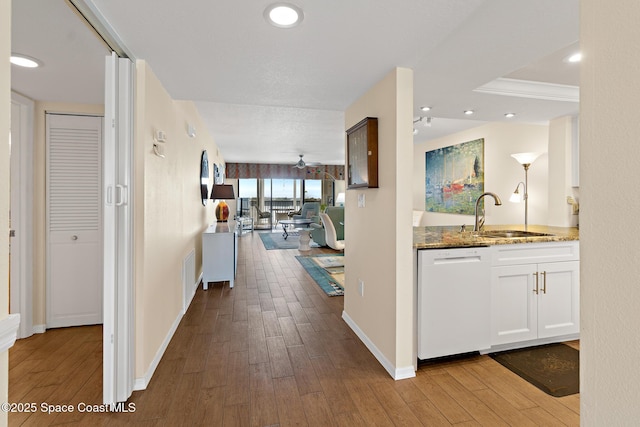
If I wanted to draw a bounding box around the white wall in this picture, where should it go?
[134,61,222,382]
[581,0,640,423]
[547,116,579,227]
[344,68,415,378]
[413,122,549,227]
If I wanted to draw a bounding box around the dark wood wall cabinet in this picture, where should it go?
[346,117,378,189]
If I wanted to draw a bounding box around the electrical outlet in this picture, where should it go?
[358,279,364,296]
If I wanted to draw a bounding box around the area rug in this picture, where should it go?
[295,254,344,296]
[258,231,319,250]
[489,343,579,397]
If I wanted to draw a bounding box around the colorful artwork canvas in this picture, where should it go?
[425,138,484,215]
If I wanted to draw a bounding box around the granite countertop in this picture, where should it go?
[413,224,579,249]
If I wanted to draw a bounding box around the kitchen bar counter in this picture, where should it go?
[413,224,579,249]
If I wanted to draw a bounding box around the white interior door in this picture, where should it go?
[10,92,34,339]
[46,113,103,328]
[103,53,135,405]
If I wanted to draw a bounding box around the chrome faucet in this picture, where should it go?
[474,192,502,232]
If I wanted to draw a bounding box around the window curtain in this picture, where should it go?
[226,163,344,180]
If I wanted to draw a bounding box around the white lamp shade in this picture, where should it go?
[511,152,542,165]
[510,192,523,203]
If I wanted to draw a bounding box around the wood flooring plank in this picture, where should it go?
[472,388,539,427]
[311,356,358,417]
[249,362,279,427]
[465,360,537,410]
[288,301,311,324]
[406,399,453,426]
[413,372,473,425]
[431,372,510,426]
[262,311,282,338]
[224,350,250,407]
[278,316,303,347]
[193,386,226,427]
[301,391,336,427]
[266,336,294,378]
[333,412,369,427]
[273,376,308,427]
[182,333,213,374]
[343,377,394,427]
[272,296,292,318]
[295,323,327,358]
[368,381,424,426]
[223,403,251,427]
[202,341,230,389]
[287,345,323,395]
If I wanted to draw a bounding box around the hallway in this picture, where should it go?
[8,232,579,425]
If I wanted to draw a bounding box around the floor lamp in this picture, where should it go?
[510,152,542,230]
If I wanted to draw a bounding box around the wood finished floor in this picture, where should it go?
[9,231,580,426]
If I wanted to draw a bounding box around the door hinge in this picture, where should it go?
[9,229,15,238]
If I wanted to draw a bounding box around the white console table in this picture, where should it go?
[202,221,238,290]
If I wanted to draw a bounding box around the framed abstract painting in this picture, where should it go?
[424,138,484,215]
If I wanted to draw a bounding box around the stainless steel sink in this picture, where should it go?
[478,230,555,239]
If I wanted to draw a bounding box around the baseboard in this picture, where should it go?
[32,324,46,334]
[133,310,184,391]
[341,310,416,380]
[0,314,21,353]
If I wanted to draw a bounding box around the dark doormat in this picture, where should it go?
[489,343,579,397]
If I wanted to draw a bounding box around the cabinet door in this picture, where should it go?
[537,261,580,338]
[491,264,538,345]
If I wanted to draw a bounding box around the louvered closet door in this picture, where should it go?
[47,114,103,328]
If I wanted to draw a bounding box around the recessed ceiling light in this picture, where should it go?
[10,53,41,68]
[420,106,431,112]
[565,52,582,63]
[464,110,474,115]
[504,112,516,118]
[264,3,304,28]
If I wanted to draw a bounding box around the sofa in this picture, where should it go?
[310,206,344,246]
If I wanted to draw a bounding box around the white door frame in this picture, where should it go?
[10,92,34,339]
[103,53,135,405]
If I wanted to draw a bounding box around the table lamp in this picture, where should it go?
[210,184,235,222]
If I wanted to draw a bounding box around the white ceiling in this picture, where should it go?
[11,0,579,166]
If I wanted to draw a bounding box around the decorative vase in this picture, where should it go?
[216,200,229,222]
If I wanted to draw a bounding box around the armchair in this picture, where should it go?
[292,202,320,220]
[319,213,345,251]
[253,205,271,227]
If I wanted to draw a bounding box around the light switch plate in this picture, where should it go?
[358,193,365,208]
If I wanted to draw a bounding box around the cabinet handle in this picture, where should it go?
[533,272,539,294]
[541,271,547,294]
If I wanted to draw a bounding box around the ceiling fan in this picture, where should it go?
[292,154,320,169]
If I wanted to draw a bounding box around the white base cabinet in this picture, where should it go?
[490,242,580,347]
[202,221,238,290]
[416,241,580,358]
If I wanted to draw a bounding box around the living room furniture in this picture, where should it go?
[253,205,271,228]
[292,202,320,221]
[319,212,345,251]
[278,219,313,239]
[310,206,344,247]
[297,228,313,251]
[237,216,254,234]
[202,221,238,290]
